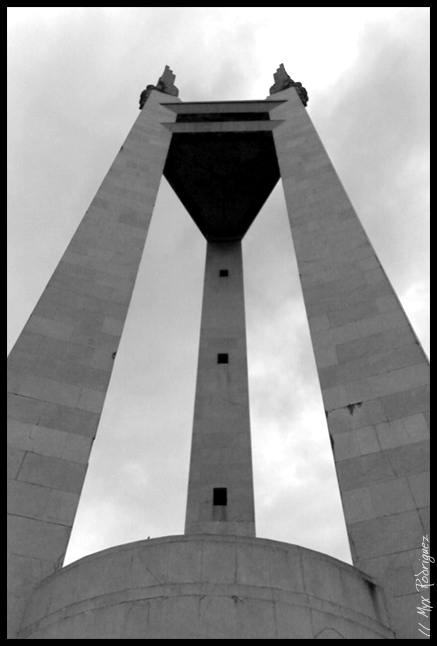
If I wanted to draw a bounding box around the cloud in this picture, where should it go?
[309,10,429,317]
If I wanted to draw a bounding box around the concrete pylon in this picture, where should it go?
[7,70,179,639]
[185,241,255,537]
[8,66,428,639]
[267,76,430,639]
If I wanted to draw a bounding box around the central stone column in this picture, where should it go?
[185,241,255,536]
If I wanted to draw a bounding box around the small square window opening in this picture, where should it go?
[213,488,227,506]
[217,353,229,364]
[219,269,229,277]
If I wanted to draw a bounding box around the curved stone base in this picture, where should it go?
[19,535,394,639]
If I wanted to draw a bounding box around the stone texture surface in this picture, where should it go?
[7,89,179,639]
[185,242,255,536]
[18,535,394,639]
[268,86,430,640]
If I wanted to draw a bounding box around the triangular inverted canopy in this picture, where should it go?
[163,102,282,242]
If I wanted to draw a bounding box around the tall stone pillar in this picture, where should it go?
[7,77,179,638]
[268,80,429,639]
[185,241,255,537]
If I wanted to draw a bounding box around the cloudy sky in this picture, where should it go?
[8,8,429,567]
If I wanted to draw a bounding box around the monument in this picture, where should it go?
[7,65,429,639]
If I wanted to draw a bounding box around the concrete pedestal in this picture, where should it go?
[18,535,393,639]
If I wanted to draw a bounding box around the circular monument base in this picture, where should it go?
[19,534,394,639]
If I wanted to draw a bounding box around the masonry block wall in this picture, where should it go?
[269,87,430,639]
[7,90,179,639]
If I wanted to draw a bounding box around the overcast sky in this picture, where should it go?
[8,7,429,567]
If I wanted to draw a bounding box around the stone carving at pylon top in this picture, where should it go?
[269,64,308,107]
[139,65,179,109]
